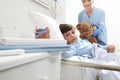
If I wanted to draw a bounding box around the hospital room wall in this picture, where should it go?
[0,0,56,37]
[0,0,120,45]
[56,0,120,45]
[94,0,120,45]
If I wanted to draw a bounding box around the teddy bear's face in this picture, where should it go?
[76,21,98,43]
[76,22,93,34]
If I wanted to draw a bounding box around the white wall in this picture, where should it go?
[56,0,81,25]
[1,0,120,44]
[0,0,56,37]
[94,0,120,45]
[56,0,66,24]
[57,0,120,45]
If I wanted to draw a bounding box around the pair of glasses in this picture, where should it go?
[82,0,91,3]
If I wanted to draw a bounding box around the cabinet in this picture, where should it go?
[0,53,61,80]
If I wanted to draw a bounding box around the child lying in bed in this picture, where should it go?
[59,23,115,58]
[35,24,119,80]
[59,24,120,80]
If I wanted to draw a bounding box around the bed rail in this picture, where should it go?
[61,59,120,71]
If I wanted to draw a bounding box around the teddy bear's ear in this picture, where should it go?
[76,23,81,30]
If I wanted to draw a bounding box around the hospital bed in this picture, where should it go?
[60,55,120,80]
[61,59,120,71]
[27,11,120,80]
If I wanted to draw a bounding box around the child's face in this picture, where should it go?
[63,29,78,44]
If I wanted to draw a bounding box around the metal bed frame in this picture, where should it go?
[61,59,120,80]
[61,59,120,71]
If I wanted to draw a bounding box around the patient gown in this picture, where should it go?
[62,42,120,80]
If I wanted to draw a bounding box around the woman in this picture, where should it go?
[78,0,107,46]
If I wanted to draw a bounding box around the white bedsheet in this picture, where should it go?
[61,47,120,80]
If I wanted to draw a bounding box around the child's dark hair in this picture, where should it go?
[59,24,73,34]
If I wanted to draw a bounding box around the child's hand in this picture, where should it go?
[107,45,116,53]
[35,27,50,39]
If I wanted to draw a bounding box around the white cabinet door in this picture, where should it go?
[0,54,61,80]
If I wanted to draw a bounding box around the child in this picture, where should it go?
[59,24,115,58]
[59,23,120,80]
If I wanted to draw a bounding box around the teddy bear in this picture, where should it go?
[76,21,98,44]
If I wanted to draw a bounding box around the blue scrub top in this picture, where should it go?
[78,7,107,46]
